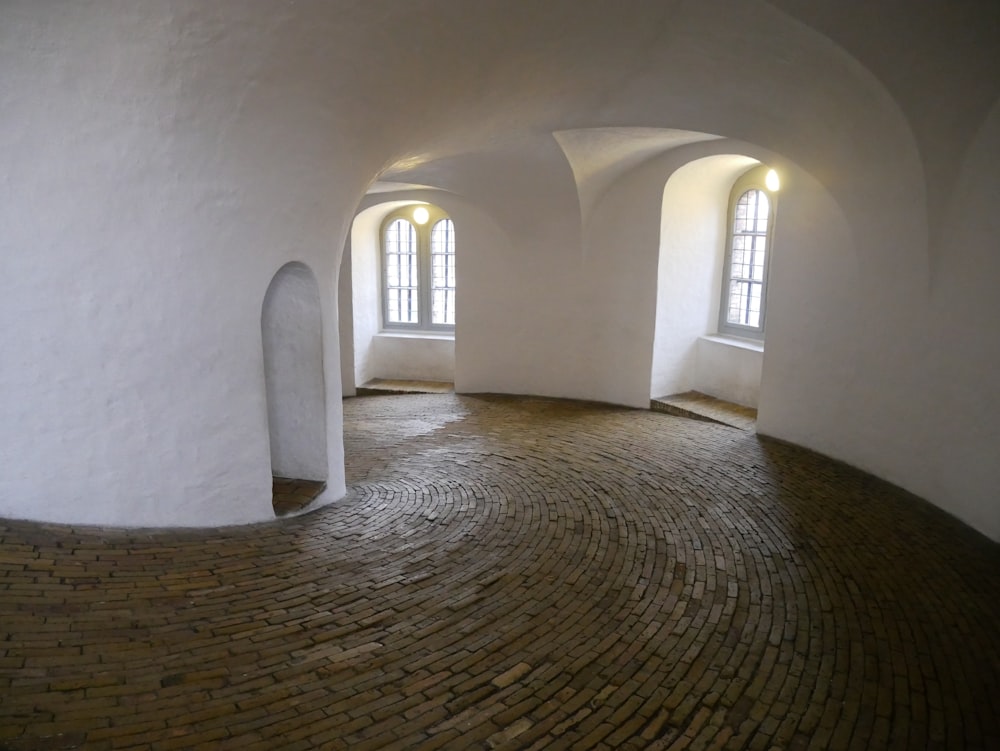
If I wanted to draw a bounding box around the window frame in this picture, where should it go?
[718,166,777,341]
[379,205,455,333]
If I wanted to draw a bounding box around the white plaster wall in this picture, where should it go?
[370,336,455,383]
[350,207,384,390]
[0,2,368,526]
[261,263,328,482]
[754,167,873,465]
[695,338,764,408]
[919,100,1000,541]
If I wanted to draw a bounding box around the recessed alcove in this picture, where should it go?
[271,476,327,516]
[261,262,329,516]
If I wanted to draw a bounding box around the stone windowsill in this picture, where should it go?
[699,334,764,353]
[375,331,454,342]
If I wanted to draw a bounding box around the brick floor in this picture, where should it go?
[1,393,998,750]
[650,392,757,431]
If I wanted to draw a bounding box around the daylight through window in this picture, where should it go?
[381,205,455,331]
[719,167,776,340]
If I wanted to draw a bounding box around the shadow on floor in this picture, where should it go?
[272,476,326,516]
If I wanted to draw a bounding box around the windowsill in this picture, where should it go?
[700,334,764,353]
[376,331,455,341]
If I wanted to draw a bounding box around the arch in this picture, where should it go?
[345,200,457,390]
[261,262,328,513]
[650,154,763,405]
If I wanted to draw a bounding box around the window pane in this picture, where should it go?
[432,289,455,326]
[727,281,746,325]
[747,283,762,327]
[734,199,748,233]
[755,192,769,230]
[725,188,771,332]
[387,254,399,287]
[431,219,456,325]
[384,219,418,324]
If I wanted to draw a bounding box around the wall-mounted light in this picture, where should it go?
[413,206,430,225]
[765,169,780,192]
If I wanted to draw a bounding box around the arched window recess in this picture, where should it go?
[381,204,455,332]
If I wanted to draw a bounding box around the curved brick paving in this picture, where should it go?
[2,394,998,750]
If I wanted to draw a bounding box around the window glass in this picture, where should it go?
[723,188,771,334]
[384,219,419,324]
[380,208,455,331]
[430,219,456,325]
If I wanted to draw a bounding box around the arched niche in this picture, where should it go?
[345,199,456,391]
[261,262,328,514]
[643,145,858,419]
[651,154,763,405]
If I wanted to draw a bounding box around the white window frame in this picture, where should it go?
[380,205,455,332]
[718,166,777,341]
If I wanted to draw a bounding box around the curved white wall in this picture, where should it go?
[910,98,1000,540]
[0,2,364,526]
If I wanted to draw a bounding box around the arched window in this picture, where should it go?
[719,167,777,340]
[381,205,455,331]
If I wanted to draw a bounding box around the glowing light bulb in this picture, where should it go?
[765,169,780,192]
[413,207,430,225]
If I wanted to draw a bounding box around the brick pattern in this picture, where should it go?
[1,393,998,750]
[357,380,455,396]
[650,392,757,431]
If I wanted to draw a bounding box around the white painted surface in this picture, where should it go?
[349,205,387,391]
[554,129,720,225]
[918,98,1000,541]
[696,337,764,408]
[1,1,997,540]
[261,263,328,483]
[0,1,364,526]
[370,335,455,383]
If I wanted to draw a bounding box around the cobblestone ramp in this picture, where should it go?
[1,393,998,750]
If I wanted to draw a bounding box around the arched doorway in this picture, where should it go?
[261,262,328,516]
